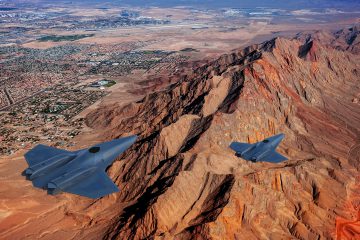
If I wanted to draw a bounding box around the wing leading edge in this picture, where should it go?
[229,142,252,153]
[63,170,119,199]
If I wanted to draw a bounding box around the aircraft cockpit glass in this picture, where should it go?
[89,147,100,153]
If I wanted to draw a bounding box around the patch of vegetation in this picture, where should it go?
[103,80,116,87]
[42,104,68,114]
[90,79,116,88]
[0,7,17,11]
[180,48,199,52]
[141,50,164,54]
[37,34,95,42]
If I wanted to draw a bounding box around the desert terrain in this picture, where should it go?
[1,1,359,155]
[0,1,360,239]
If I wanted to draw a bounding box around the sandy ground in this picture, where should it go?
[0,152,68,238]
[23,15,359,55]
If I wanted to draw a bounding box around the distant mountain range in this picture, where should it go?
[114,0,360,9]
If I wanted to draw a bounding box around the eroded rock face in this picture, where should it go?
[3,26,358,240]
[82,26,360,240]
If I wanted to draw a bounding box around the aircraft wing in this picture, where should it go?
[64,171,119,199]
[230,142,252,153]
[24,144,71,166]
[260,151,287,163]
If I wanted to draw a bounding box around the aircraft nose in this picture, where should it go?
[274,133,284,140]
[98,135,138,160]
[122,135,138,148]
[274,133,285,144]
[112,135,138,151]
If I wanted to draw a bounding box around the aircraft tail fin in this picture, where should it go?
[261,151,287,163]
[24,144,70,167]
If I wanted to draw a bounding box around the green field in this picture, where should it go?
[104,80,116,87]
[38,34,95,42]
[180,48,199,52]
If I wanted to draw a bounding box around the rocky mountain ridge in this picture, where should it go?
[81,25,360,239]
[1,25,359,240]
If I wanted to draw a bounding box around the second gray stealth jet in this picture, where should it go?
[230,133,287,163]
[23,135,137,199]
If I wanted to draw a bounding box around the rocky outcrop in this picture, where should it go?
[295,24,360,54]
[2,26,359,240]
[81,25,360,240]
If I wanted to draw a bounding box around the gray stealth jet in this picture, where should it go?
[23,135,137,199]
[230,133,287,163]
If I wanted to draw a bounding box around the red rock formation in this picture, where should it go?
[1,25,359,240]
[83,25,360,240]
